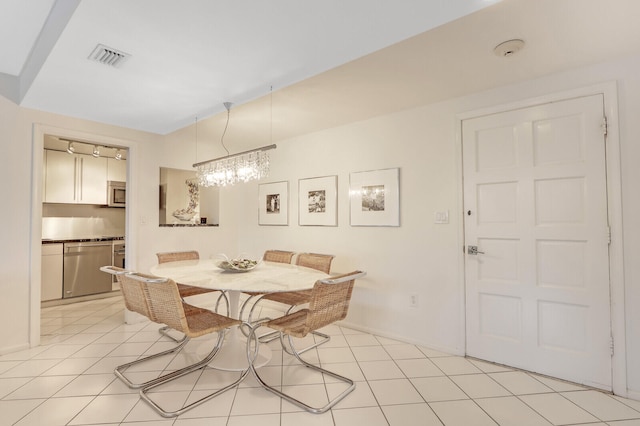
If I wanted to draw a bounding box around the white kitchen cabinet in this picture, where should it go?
[41,243,63,301]
[44,150,108,204]
[107,158,127,182]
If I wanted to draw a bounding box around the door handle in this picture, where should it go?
[467,245,485,255]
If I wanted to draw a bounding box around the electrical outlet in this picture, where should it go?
[410,294,419,308]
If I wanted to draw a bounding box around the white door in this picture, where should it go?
[463,94,611,390]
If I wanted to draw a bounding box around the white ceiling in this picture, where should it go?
[2,0,499,135]
[3,0,640,140]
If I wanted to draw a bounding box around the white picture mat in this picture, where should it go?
[258,181,289,225]
[349,168,400,226]
[298,175,338,226]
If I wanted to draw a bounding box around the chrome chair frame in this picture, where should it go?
[100,266,189,389]
[238,249,296,337]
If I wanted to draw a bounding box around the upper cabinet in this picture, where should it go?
[44,150,108,204]
[107,157,127,182]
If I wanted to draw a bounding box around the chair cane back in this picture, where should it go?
[295,252,335,274]
[262,249,296,263]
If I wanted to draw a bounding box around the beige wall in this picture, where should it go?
[191,54,640,397]
[0,96,157,353]
[1,51,640,399]
[0,94,30,353]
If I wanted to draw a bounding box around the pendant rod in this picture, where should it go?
[192,144,277,168]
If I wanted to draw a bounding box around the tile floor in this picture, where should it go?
[1,295,640,425]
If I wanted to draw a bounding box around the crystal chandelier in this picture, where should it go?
[193,102,276,187]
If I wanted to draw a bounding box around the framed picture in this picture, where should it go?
[258,181,289,225]
[349,168,400,226]
[298,175,338,226]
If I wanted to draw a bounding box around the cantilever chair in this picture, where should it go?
[246,270,366,414]
[156,250,229,341]
[99,267,192,388]
[244,252,335,354]
[129,272,245,418]
[239,249,296,320]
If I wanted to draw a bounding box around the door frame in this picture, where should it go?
[455,81,627,397]
[29,124,140,347]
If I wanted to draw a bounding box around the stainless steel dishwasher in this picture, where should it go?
[63,241,113,298]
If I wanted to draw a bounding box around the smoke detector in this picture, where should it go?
[493,39,525,57]
[88,44,131,68]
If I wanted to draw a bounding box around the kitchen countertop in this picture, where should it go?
[42,236,124,244]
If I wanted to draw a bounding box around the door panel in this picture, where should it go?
[463,94,611,390]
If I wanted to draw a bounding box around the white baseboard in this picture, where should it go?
[337,320,463,356]
[0,343,30,356]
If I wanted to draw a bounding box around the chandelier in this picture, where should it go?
[193,102,276,187]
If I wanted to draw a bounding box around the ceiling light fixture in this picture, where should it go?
[66,141,75,154]
[114,149,122,160]
[193,101,276,187]
[92,145,100,158]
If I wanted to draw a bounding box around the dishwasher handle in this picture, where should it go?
[65,242,114,252]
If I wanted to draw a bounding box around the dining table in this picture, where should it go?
[150,258,329,371]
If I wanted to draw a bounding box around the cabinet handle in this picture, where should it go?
[79,158,83,201]
[73,158,78,201]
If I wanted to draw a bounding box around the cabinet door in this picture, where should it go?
[107,158,127,182]
[44,150,108,204]
[41,244,63,301]
[44,150,77,203]
[79,155,107,204]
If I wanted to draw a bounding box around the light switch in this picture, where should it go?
[434,210,449,224]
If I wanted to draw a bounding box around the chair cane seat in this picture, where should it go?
[263,309,310,338]
[182,303,240,338]
[177,282,216,298]
[262,289,312,306]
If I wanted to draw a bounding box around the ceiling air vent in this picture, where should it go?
[88,44,130,68]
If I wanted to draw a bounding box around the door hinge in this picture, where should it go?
[602,116,608,137]
[610,336,614,356]
[607,226,612,245]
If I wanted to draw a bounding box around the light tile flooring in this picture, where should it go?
[1,295,639,425]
